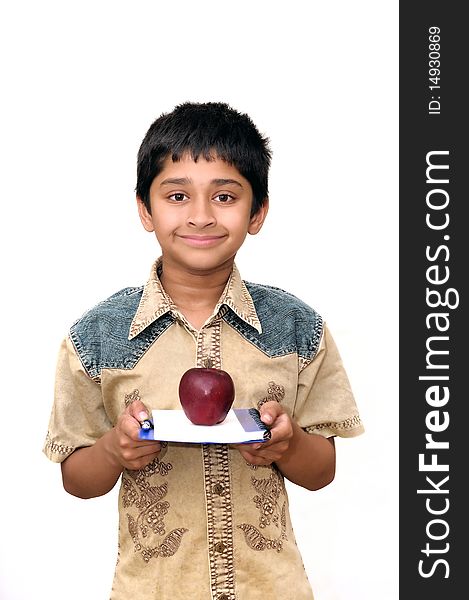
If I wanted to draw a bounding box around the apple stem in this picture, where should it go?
[204,357,213,369]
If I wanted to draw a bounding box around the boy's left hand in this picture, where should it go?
[234,401,293,466]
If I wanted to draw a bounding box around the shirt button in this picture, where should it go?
[213,482,225,495]
[214,541,226,553]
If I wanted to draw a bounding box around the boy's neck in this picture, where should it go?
[159,257,233,315]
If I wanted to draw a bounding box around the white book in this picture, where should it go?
[139,407,271,444]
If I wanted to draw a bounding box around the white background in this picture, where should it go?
[0,1,398,598]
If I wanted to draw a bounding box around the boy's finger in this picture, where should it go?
[127,399,151,422]
[263,414,292,446]
[136,441,162,455]
[259,400,283,425]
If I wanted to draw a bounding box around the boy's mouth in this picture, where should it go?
[178,235,227,247]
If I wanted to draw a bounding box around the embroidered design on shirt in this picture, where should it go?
[44,432,74,456]
[298,355,311,372]
[237,466,287,553]
[305,414,362,434]
[124,388,141,407]
[122,458,187,562]
[257,381,285,409]
[203,443,236,598]
[199,321,236,600]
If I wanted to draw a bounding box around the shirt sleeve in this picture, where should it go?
[293,323,364,438]
[43,336,114,463]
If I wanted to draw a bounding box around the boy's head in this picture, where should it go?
[136,102,271,217]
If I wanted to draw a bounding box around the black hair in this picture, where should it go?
[136,102,272,216]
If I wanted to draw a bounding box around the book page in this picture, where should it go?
[139,408,270,444]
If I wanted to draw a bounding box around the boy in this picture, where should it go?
[43,102,364,599]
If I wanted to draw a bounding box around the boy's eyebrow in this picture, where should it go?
[159,177,244,188]
[160,177,192,186]
[211,178,244,188]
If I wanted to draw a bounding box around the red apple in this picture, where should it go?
[178,361,235,425]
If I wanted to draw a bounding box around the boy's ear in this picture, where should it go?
[248,198,269,235]
[136,196,155,232]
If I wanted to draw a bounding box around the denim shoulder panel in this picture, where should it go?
[223,282,323,360]
[70,286,174,379]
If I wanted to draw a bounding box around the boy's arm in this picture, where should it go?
[61,400,161,499]
[234,401,335,491]
[275,417,336,491]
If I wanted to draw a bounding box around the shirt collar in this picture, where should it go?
[128,257,262,340]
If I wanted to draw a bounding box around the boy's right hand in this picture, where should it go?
[109,400,162,471]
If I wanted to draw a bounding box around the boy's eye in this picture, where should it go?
[214,193,234,203]
[169,193,188,202]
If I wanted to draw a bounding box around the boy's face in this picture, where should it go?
[137,154,268,275]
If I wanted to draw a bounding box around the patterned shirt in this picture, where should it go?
[43,257,364,600]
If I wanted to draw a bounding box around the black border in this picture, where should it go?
[400,3,465,595]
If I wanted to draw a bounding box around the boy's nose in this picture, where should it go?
[187,199,216,228]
